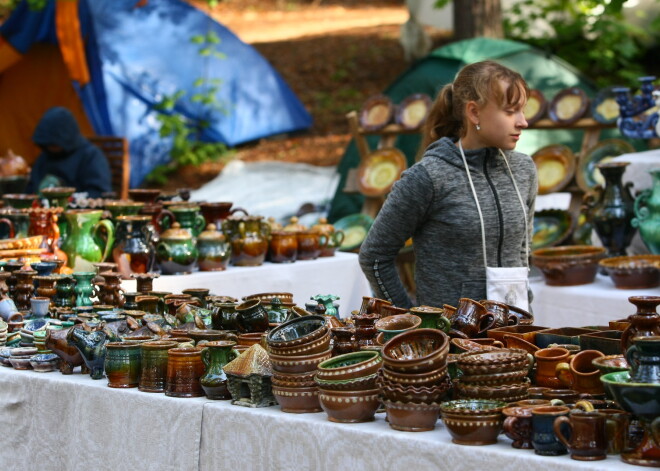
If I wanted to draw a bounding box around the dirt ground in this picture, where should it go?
[165,0,451,190]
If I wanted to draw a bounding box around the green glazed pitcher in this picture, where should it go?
[200,340,240,399]
[61,209,115,272]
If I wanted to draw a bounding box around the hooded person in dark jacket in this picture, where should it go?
[26,107,112,198]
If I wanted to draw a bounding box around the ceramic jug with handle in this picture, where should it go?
[61,210,115,272]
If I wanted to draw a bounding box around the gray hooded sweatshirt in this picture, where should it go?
[359,137,537,309]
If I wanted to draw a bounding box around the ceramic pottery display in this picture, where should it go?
[633,167,660,254]
[61,210,115,272]
[268,230,298,263]
[583,162,637,257]
[503,406,535,449]
[451,298,491,338]
[598,409,632,455]
[67,328,108,380]
[54,274,76,308]
[375,313,421,343]
[310,217,345,257]
[105,342,142,388]
[534,347,571,389]
[235,299,269,333]
[310,294,340,319]
[13,269,36,311]
[196,224,230,271]
[531,245,606,286]
[531,405,571,456]
[440,399,507,445]
[112,215,155,278]
[131,272,159,294]
[41,186,75,208]
[409,305,451,331]
[553,409,608,460]
[158,204,206,237]
[555,349,605,395]
[97,272,125,307]
[0,209,29,238]
[199,202,248,228]
[599,255,660,289]
[620,295,660,352]
[155,222,198,274]
[200,340,240,399]
[222,215,270,267]
[45,327,88,374]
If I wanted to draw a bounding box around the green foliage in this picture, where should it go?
[503,0,660,87]
[146,31,235,185]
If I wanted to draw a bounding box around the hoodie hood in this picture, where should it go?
[32,107,86,153]
[424,137,501,171]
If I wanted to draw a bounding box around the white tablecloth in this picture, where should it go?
[530,274,660,328]
[121,252,372,318]
[0,367,639,471]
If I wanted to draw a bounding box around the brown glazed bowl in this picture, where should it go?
[317,387,381,423]
[381,328,450,373]
[267,332,331,356]
[267,315,328,348]
[379,375,452,404]
[439,399,507,445]
[271,385,322,413]
[269,348,332,374]
[383,400,441,432]
[599,255,660,289]
[314,373,379,391]
[315,350,383,381]
[531,245,606,286]
[380,364,448,387]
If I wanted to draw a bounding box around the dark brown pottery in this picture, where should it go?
[139,340,178,392]
[531,245,606,286]
[166,347,205,397]
[554,410,608,461]
[269,231,298,263]
[621,295,660,353]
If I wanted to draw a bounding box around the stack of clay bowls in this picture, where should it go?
[267,315,331,413]
[440,399,508,445]
[454,349,531,402]
[315,350,383,423]
[377,328,451,431]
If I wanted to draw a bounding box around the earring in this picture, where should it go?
[476,123,481,131]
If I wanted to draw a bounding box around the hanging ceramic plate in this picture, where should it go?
[356,148,407,197]
[576,139,636,192]
[549,87,589,125]
[532,209,574,250]
[591,86,620,124]
[358,95,395,131]
[333,213,374,252]
[395,93,432,130]
[524,89,547,126]
[532,144,576,194]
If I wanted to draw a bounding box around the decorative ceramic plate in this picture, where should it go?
[549,87,589,125]
[532,144,576,194]
[524,89,547,126]
[333,213,374,251]
[356,148,407,197]
[358,95,395,131]
[591,86,620,124]
[0,235,43,251]
[576,139,635,192]
[532,209,574,250]
[395,93,432,129]
[0,247,46,258]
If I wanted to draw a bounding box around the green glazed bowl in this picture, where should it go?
[601,371,660,420]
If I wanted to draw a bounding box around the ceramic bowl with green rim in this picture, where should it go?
[316,350,382,381]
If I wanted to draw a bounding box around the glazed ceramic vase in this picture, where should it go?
[633,167,660,254]
[72,271,97,307]
[626,336,660,384]
[61,210,115,272]
[158,204,206,237]
[311,294,340,319]
[196,224,231,271]
[222,215,270,266]
[13,270,36,311]
[0,209,29,238]
[621,296,660,353]
[200,340,240,399]
[54,274,76,308]
[105,342,142,388]
[139,340,178,392]
[112,215,155,278]
[583,162,636,258]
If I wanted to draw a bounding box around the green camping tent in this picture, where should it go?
[328,38,634,221]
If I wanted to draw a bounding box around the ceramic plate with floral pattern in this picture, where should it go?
[532,144,576,194]
[532,209,573,250]
[333,213,374,252]
[576,139,635,192]
[395,93,432,129]
[357,148,407,197]
[524,89,547,126]
[591,86,620,124]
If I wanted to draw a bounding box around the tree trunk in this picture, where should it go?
[453,0,503,39]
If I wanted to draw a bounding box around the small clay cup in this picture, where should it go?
[166,347,205,397]
[554,410,607,461]
[534,347,571,388]
[105,342,142,388]
[531,405,571,456]
[139,340,178,393]
[555,349,605,395]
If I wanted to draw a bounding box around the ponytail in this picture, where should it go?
[420,83,462,153]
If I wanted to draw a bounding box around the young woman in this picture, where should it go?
[358,61,537,309]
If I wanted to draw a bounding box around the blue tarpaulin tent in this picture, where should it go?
[0,0,312,186]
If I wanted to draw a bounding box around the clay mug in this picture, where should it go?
[481,300,517,329]
[139,340,178,393]
[358,296,392,315]
[625,335,660,383]
[409,305,451,331]
[235,299,269,333]
[104,342,142,388]
[556,349,605,395]
[534,347,571,388]
[503,406,535,449]
[29,297,50,318]
[166,347,206,398]
[451,298,489,338]
[531,405,571,456]
[199,202,247,227]
[598,409,631,454]
[295,230,328,261]
[553,410,608,461]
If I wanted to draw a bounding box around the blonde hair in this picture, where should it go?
[419,61,529,152]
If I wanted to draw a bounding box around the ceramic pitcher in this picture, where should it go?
[112,215,155,278]
[583,162,636,257]
[200,340,240,399]
[61,210,115,272]
[222,215,270,266]
[633,167,660,254]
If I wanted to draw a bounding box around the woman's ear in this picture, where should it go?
[465,101,480,126]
